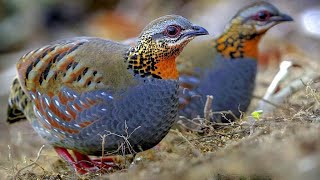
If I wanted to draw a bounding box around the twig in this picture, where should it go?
[256,59,320,114]
[100,122,141,157]
[305,80,320,104]
[252,95,279,108]
[183,129,249,144]
[13,145,45,180]
[176,116,205,132]
[273,73,317,102]
[8,145,15,175]
[256,61,293,113]
[100,134,107,171]
[171,129,201,157]
[204,95,213,120]
[211,122,238,127]
[211,110,238,121]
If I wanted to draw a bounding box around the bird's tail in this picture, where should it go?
[7,77,30,124]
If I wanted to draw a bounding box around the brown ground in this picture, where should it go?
[1,50,320,180]
[1,1,320,179]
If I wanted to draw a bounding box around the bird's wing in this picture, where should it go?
[14,37,132,134]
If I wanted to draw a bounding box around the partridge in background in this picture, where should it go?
[7,15,208,174]
[178,2,293,123]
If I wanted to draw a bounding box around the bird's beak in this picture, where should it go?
[271,13,294,22]
[181,25,209,39]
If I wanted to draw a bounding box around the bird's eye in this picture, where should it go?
[253,10,272,21]
[165,25,181,38]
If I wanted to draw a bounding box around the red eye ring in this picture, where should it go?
[165,25,182,38]
[253,10,272,21]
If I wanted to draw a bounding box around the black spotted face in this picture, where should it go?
[139,15,208,48]
[125,15,208,80]
[236,2,293,33]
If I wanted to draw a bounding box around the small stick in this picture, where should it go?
[100,134,107,170]
[8,145,15,175]
[257,60,293,111]
[13,145,45,180]
[204,95,213,121]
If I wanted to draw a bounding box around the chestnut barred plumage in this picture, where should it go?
[7,15,208,174]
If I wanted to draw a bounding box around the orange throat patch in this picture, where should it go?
[153,57,179,79]
[242,35,262,59]
[215,26,264,60]
[126,45,179,80]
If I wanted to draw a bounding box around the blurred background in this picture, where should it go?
[0,0,320,175]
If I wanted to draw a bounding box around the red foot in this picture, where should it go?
[54,147,118,174]
[91,156,118,167]
[73,151,117,171]
[72,151,99,171]
[54,147,88,174]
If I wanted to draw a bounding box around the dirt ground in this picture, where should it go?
[1,50,320,180]
[1,0,320,179]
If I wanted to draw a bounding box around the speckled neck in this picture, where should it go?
[215,18,264,59]
[124,36,190,80]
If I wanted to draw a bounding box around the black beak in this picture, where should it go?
[272,13,294,22]
[181,25,209,39]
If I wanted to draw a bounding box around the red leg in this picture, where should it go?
[55,147,118,174]
[73,151,98,170]
[92,158,117,170]
[54,147,87,174]
[91,156,118,167]
[72,150,117,171]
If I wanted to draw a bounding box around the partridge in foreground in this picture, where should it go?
[178,2,293,123]
[7,15,208,174]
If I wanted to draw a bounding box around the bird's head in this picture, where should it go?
[126,15,208,80]
[216,1,293,59]
[233,1,293,34]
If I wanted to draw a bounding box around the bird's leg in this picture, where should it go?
[90,156,119,169]
[73,151,99,171]
[92,154,136,167]
[73,150,117,170]
[91,156,117,166]
[54,147,87,174]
